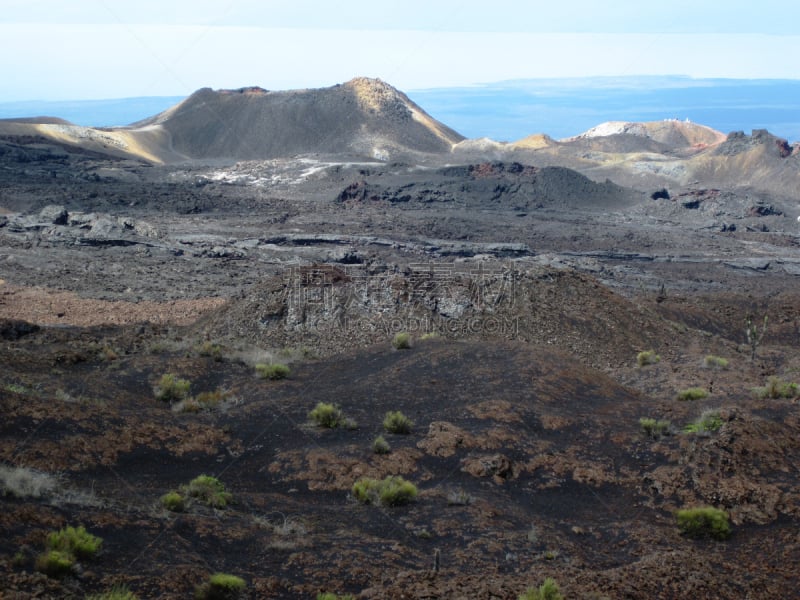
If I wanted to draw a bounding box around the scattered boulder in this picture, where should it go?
[462,453,514,482]
[38,204,68,225]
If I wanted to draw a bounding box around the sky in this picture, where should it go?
[2,0,800,101]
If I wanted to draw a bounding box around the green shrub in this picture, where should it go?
[173,389,231,414]
[154,373,191,403]
[309,402,344,428]
[161,491,186,512]
[46,525,102,560]
[703,355,729,369]
[183,475,232,508]
[352,475,418,507]
[197,341,224,361]
[383,410,413,434]
[195,572,246,600]
[255,363,290,380]
[519,577,564,600]
[676,387,709,401]
[754,376,799,399]
[676,506,731,540]
[35,524,103,578]
[639,417,671,439]
[372,435,391,454]
[392,332,411,350]
[683,411,723,434]
[317,594,355,600]
[636,350,660,367]
[420,332,439,341]
[35,550,74,577]
[86,585,139,600]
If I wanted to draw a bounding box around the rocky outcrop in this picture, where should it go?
[716,129,793,158]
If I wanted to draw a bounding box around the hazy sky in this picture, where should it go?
[2,0,799,100]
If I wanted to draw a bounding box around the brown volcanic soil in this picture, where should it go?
[1,319,800,598]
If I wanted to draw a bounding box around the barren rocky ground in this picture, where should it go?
[1,97,800,598]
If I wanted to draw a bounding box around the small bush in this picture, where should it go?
[420,332,439,341]
[754,376,799,399]
[352,475,418,507]
[447,488,473,506]
[197,341,224,362]
[196,572,246,600]
[86,585,139,600]
[372,435,391,454]
[0,465,57,499]
[173,389,236,414]
[35,549,74,577]
[309,402,344,428]
[255,363,290,380]
[637,350,660,367]
[683,410,723,434]
[676,387,709,401]
[161,491,186,512]
[35,524,102,578]
[317,594,355,600]
[383,410,413,434]
[46,525,102,560]
[639,417,671,439]
[154,373,191,403]
[676,506,731,540]
[703,355,729,369]
[518,577,564,600]
[392,332,411,349]
[183,475,232,508]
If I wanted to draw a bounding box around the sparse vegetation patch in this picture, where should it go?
[676,506,731,540]
[182,475,232,508]
[392,332,411,349]
[639,417,671,439]
[753,376,799,399]
[683,410,723,434]
[255,363,290,380]
[195,572,246,600]
[447,488,473,506]
[518,577,564,600]
[637,350,660,367]
[0,465,57,499]
[35,525,102,578]
[86,585,139,600]
[154,373,191,403]
[703,354,729,369]
[46,524,102,559]
[197,340,225,361]
[372,435,391,454]
[35,549,75,578]
[352,475,418,506]
[677,387,709,401]
[309,402,345,428]
[160,491,186,512]
[383,410,413,434]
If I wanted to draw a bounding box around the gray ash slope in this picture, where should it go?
[134,77,464,161]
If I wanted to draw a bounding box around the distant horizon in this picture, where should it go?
[2,75,799,144]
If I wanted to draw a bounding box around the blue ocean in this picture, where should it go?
[408,76,800,143]
[2,76,799,143]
